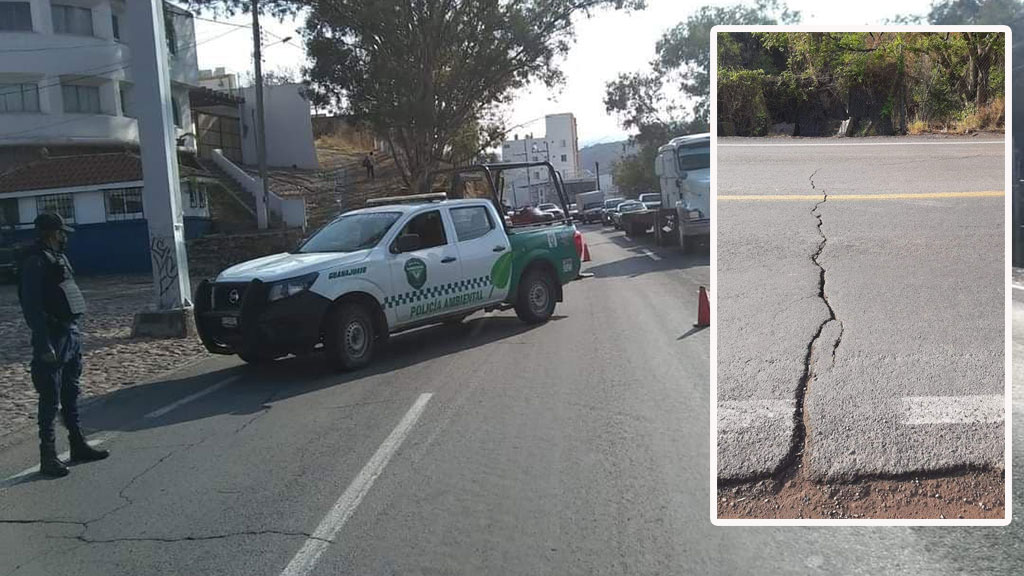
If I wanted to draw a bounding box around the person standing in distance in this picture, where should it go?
[18,213,108,478]
[362,151,375,180]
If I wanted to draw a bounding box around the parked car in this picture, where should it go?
[638,193,662,210]
[601,197,625,226]
[537,202,565,220]
[195,173,583,371]
[612,200,646,229]
[568,203,579,220]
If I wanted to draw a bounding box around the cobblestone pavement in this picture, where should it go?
[0,275,209,441]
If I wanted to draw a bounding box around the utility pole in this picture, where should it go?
[524,139,531,205]
[127,0,191,337]
[251,0,270,228]
[595,162,600,191]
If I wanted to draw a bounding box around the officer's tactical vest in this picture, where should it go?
[20,247,86,320]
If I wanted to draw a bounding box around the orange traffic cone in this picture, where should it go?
[694,286,710,327]
[582,242,591,262]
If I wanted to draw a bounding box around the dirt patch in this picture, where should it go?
[718,468,1005,520]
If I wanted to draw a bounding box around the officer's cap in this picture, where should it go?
[34,213,74,233]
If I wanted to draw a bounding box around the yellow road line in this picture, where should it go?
[717,191,1004,201]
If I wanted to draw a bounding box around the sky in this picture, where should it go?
[192,0,936,147]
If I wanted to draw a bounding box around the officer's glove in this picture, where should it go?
[38,346,59,365]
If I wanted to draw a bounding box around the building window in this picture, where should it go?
[62,83,101,113]
[561,154,567,162]
[561,139,566,147]
[105,187,143,221]
[164,8,177,55]
[188,183,207,209]
[171,96,181,127]
[0,2,32,31]
[0,83,40,113]
[111,12,119,41]
[37,193,75,223]
[52,4,93,36]
[534,171,540,180]
[0,198,19,227]
[119,83,133,117]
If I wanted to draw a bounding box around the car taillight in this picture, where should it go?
[573,229,584,259]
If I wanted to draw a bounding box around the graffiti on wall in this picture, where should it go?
[150,236,179,300]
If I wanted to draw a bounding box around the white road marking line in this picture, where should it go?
[641,249,662,261]
[279,393,433,576]
[718,400,794,431]
[718,140,1003,148]
[902,395,1004,425]
[144,375,240,419]
[0,432,119,489]
[1012,283,1024,292]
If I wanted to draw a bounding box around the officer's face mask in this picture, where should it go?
[46,230,68,252]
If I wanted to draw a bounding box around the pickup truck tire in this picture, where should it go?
[325,302,375,371]
[515,268,556,324]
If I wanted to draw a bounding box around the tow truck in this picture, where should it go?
[194,162,584,370]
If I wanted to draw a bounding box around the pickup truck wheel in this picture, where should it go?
[325,303,375,371]
[515,269,556,324]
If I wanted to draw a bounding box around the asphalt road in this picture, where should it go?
[717,136,1006,483]
[1,225,1021,574]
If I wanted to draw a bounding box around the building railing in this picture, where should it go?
[210,149,307,231]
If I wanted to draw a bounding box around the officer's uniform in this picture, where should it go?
[19,213,108,477]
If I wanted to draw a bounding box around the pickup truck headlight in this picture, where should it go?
[267,272,319,302]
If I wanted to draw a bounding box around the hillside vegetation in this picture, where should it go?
[717,32,1005,137]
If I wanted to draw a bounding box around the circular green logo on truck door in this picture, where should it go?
[404,258,427,290]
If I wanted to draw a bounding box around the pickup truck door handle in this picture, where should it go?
[441,256,457,263]
[493,245,507,252]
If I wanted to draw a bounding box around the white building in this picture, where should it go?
[0,0,198,157]
[198,67,239,96]
[0,0,211,274]
[499,112,581,206]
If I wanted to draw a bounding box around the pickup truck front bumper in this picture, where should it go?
[194,279,331,357]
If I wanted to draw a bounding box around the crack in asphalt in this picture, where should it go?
[770,168,846,481]
[1,387,290,564]
[56,529,332,545]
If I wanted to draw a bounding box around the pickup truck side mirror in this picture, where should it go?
[394,233,422,253]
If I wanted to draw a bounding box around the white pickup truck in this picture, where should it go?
[195,164,584,371]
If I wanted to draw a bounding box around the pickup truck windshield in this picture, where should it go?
[604,198,624,209]
[639,194,660,203]
[299,212,401,253]
[619,203,644,212]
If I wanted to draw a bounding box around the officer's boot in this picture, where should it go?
[39,443,69,477]
[68,430,109,463]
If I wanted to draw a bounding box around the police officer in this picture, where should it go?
[19,213,108,478]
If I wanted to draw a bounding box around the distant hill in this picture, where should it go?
[578,140,638,176]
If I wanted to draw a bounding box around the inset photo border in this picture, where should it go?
[709,24,1012,526]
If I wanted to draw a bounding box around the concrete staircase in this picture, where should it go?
[197,158,258,234]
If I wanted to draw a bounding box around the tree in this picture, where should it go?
[605,1,796,196]
[605,0,799,132]
[242,66,301,88]
[191,0,644,190]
